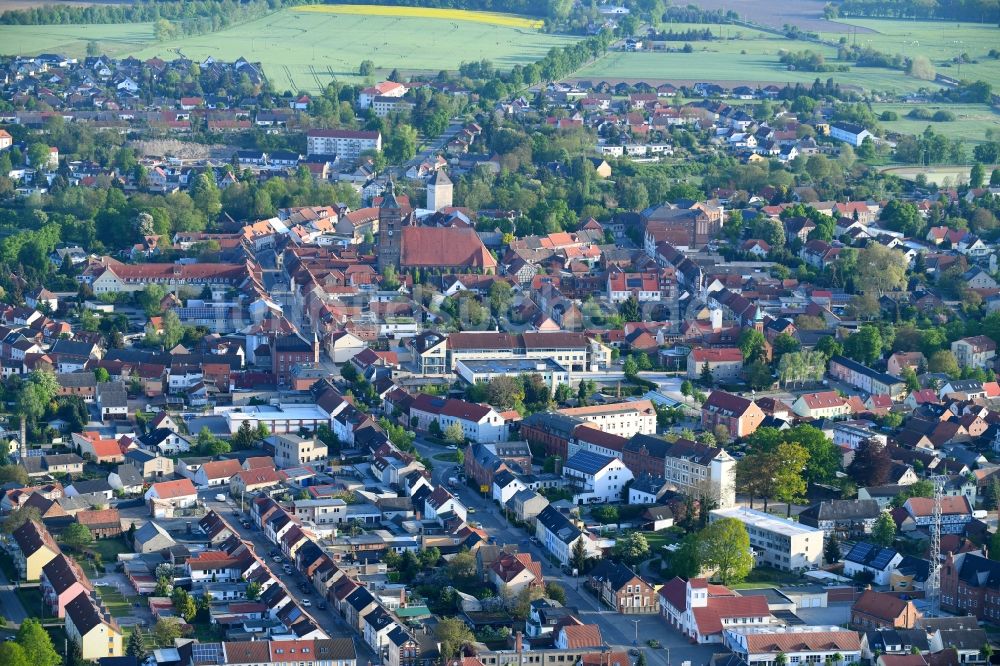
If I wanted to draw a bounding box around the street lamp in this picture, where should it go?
[631,619,639,646]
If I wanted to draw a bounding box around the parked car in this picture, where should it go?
[300,599,311,607]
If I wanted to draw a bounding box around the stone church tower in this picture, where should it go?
[377,179,402,273]
[426,169,453,212]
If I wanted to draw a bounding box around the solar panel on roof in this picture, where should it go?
[871,548,896,569]
[849,542,874,561]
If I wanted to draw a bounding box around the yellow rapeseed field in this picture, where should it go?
[293,4,543,29]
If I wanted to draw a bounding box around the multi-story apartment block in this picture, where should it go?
[829,355,907,400]
[558,400,657,438]
[952,335,997,369]
[710,507,823,572]
[306,129,382,159]
[623,435,736,508]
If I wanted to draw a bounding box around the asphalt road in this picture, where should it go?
[198,490,377,665]
[0,562,29,626]
[413,438,722,666]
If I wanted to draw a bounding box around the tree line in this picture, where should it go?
[829,0,1000,22]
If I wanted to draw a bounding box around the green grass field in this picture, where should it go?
[872,102,1000,145]
[575,50,926,93]
[0,8,580,92]
[823,19,1000,88]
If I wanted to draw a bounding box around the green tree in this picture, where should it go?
[545,581,566,604]
[386,124,418,163]
[738,328,767,363]
[419,546,441,569]
[443,422,466,446]
[190,172,223,220]
[744,359,774,390]
[847,437,892,486]
[843,326,883,365]
[554,383,573,404]
[3,505,41,534]
[571,537,587,573]
[447,549,476,579]
[94,367,110,383]
[928,350,961,377]
[668,533,701,578]
[359,59,375,77]
[773,442,810,516]
[436,617,474,661]
[618,295,641,322]
[872,511,897,547]
[153,618,184,646]
[0,643,30,666]
[699,517,754,585]
[126,628,147,659]
[699,361,713,387]
[60,522,93,552]
[16,618,61,666]
[246,581,262,600]
[825,534,842,563]
[613,532,650,565]
[623,356,639,377]
[971,162,986,189]
[27,142,52,170]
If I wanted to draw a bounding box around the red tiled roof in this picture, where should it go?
[692,595,770,635]
[401,227,496,270]
[149,478,196,499]
[560,624,603,648]
[691,347,743,363]
[200,459,242,480]
[852,590,911,621]
[745,630,860,653]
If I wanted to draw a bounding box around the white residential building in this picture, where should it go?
[710,507,824,572]
[306,129,382,159]
[562,451,633,504]
[558,400,657,438]
[724,626,861,665]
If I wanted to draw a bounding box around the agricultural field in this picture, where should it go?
[822,19,1000,88]
[574,49,926,93]
[294,4,543,29]
[880,164,982,186]
[0,6,579,92]
[872,103,1000,145]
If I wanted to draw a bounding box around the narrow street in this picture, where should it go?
[0,562,29,627]
[413,438,721,666]
[199,491,378,665]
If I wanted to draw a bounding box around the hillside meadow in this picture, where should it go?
[0,7,579,92]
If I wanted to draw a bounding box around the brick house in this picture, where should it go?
[701,391,765,439]
[75,509,122,539]
[588,560,658,614]
[850,590,921,630]
[941,551,1000,621]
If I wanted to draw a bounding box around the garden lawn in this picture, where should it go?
[641,530,675,553]
[728,566,803,588]
[89,536,130,564]
[16,585,48,618]
[96,584,138,618]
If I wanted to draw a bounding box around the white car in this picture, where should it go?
[300,598,312,607]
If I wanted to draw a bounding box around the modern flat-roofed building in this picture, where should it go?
[710,507,823,572]
[444,331,610,373]
[456,358,570,396]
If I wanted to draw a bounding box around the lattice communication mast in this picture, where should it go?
[925,474,948,615]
